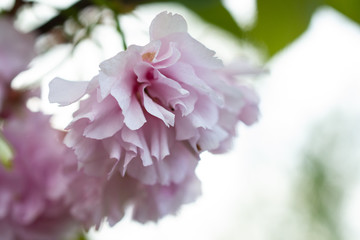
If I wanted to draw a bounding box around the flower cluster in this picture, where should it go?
[0,11,259,240]
[49,11,259,225]
[0,18,82,239]
[0,110,81,240]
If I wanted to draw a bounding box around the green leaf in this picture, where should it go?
[0,133,14,170]
[325,0,360,24]
[250,0,322,57]
[181,0,245,38]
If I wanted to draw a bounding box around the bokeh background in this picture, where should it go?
[2,0,360,239]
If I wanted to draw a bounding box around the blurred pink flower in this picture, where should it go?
[49,12,259,185]
[0,17,35,82]
[0,17,36,116]
[0,110,81,240]
[0,109,130,233]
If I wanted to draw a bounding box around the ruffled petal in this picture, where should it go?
[124,95,147,130]
[84,110,124,139]
[149,12,187,41]
[153,42,181,68]
[142,86,175,127]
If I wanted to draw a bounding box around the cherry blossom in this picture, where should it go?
[0,110,81,240]
[49,12,259,186]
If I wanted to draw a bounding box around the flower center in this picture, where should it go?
[142,52,156,62]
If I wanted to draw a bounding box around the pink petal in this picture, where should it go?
[149,12,188,41]
[0,190,11,218]
[165,33,223,68]
[99,46,142,76]
[12,193,44,225]
[102,138,122,160]
[148,72,189,105]
[148,120,173,161]
[142,87,175,127]
[174,114,198,140]
[196,126,228,152]
[98,47,141,100]
[84,110,124,139]
[121,128,152,166]
[98,72,116,100]
[153,42,181,68]
[161,62,212,95]
[186,95,219,129]
[132,172,201,223]
[141,40,161,60]
[123,95,147,130]
[48,78,89,106]
[126,157,158,185]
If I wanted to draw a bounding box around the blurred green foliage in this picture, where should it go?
[139,0,360,57]
[250,0,322,56]
[291,114,359,240]
[173,0,245,39]
[250,0,360,56]
[326,0,360,24]
[297,152,343,240]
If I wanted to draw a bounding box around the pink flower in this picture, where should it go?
[0,17,36,115]
[49,12,259,185]
[0,17,35,82]
[47,12,260,226]
[0,110,81,240]
[0,108,132,232]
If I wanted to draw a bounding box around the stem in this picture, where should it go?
[113,12,127,50]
